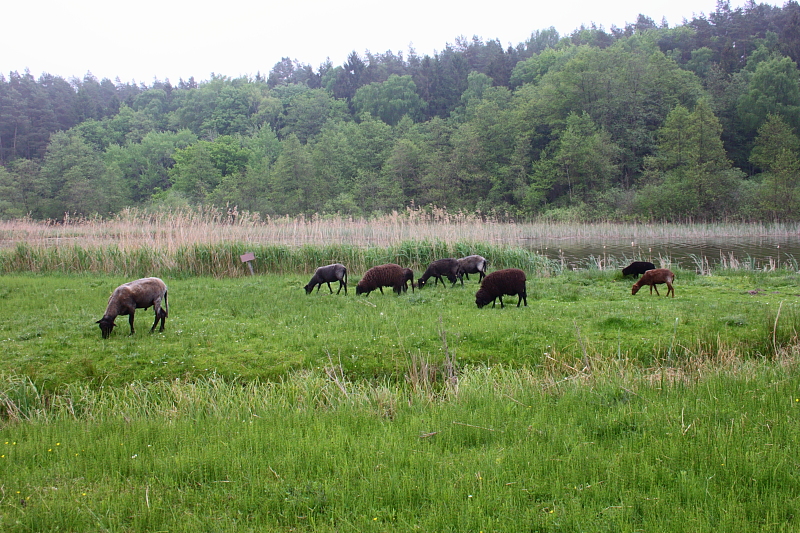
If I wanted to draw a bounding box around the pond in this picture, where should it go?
[525,235,800,272]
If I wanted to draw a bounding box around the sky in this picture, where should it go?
[3,0,784,84]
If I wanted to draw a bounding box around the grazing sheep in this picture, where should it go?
[356,263,407,296]
[622,261,656,277]
[475,268,527,308]
[402,268,415,293]
[457,255,488,282]
[631,268,675,297]
[417,258,463,288]
[96,277,168,339]
[304,263,348,295]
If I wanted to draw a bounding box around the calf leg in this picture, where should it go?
[651,284,661,296]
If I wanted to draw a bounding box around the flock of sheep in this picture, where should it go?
[95,257,676,338]
[304,255,529,309]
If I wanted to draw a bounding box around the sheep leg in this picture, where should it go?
[378,287,385,294]
[336,280,344,295]
[652,284,661,296]
[518,291,527,307]
[666,282,674,298]
[128,313,136,336]
[326,282,333,294]
[498,296,505,309]
[150,311,162,333]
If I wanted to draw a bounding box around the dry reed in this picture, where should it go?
[2,206,797,252]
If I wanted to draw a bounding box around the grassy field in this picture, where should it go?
[1,268,799,388]
[2,231,800,530]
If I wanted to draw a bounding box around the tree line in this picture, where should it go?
[2,0,800,221]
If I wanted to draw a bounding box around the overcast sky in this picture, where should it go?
[4,0,784,84]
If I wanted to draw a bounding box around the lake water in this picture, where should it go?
[525,236,800,271]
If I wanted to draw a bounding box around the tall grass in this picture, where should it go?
[0,240,558,277]
[3,357,800,532]
[2,207,798,252]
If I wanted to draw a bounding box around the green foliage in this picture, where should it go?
[352,75,425,126]
[737,55,800,135]
[750,114,800,219]
[636,100,747,219]
[39,130,121,217]
[169,142,222,203]
[4,3,800,222]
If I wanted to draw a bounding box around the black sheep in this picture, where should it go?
[417,258,462,288]
[475,269,527,309]
[621,261,656,277]
[304,263,348,295]
[355,264,407,296]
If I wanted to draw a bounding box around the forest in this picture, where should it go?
[2,0,800,222]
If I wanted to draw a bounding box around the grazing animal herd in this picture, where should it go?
[96,258,675,338]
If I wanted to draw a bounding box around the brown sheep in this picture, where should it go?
[304,263,348,295]
[418,258,463,288]
[97,277,168,338]
[457,255,488,282]
[475,269,527,308]
[631,268,675,297]
[355,264,407,296]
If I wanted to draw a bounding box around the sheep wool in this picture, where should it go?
[356,264,408,296]
[475,268,527,309]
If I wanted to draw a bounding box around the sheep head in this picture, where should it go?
[475,290,492,308]
[97,317,116,338]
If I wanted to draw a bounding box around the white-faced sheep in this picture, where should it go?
[622,261,656,278]
[355,264,408,296]
[402,268,415,293]
[96,277,168,338]
[475,268,527,308]
[457,255,488,282]
[631,268,675,297]
[304,263,348,295]
[417,258,463,288]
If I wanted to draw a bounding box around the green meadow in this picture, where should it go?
[2,258,800,531]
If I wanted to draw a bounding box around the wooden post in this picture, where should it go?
[240,252,255,275]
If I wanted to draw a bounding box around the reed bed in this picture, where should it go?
[1,207,798,252]
[0,240,556,277]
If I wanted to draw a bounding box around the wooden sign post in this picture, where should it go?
[240,252,255,275]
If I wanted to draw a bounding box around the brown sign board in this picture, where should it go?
[240,252,255,263]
